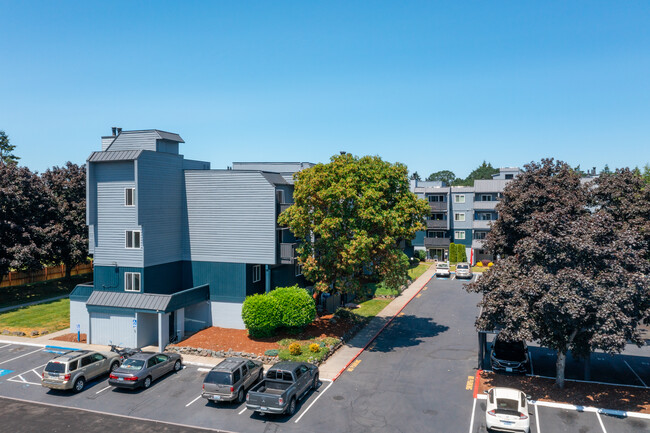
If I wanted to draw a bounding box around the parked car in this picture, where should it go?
[202,357,264,404]
[109,352,182,389]
[246,361,319,416]
[42,350,121,393]
[490,335,530,374]
[435,262,450,277]
[485,387,531,433]
[455,262,473,279]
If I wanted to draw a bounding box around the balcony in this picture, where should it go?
[472,239,485,249]
[428,201,448,212]
[426,220,448,230]
[280,243,296,264]
[424,238,451,248]
[473,200,498,210]
[279,203,292,213]
[473,220,493,230]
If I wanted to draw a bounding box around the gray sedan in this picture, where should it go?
[109,352,182,389]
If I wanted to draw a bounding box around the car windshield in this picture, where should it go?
[120,359,145,371]
[495,398,521,417]
[45,362,66,373]
[457,264,469,269]
[438,264,449,269]
[494,339,527,362]
[205,371,232,385]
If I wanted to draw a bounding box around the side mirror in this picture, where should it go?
[526,394,532,400]
[484,390,489,394]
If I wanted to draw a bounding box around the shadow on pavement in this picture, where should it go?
[364,315,449,353]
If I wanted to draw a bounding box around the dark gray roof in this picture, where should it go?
[88,150,143,162]
[261,172,289,185]
[87,291,170,311]
[153,130,185,143]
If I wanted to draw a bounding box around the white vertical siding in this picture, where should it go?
[210,301,245,329]
[90,312,136,347]
[70,300,90,334]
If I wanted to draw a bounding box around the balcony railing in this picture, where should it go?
[472,239,485,249]
[426,220,448,230]
[424,238,451,248]
[473,220,493,230]
[280,242,296,264]
[428,201,448,212]
[473,200,498,210]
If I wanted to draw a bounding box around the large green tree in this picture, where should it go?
[279,153,429,294]
[467,159,650,388]
[0,130,20,165]
[41,162,89,279]
[454,161,499,186]
[426,170,456,185]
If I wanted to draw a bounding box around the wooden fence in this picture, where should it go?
[0,262,93,288]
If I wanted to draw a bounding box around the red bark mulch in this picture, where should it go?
[478,370,650,414]
[171,314,356,357]
[52,333,87,343]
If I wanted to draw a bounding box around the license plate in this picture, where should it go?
[49,373,58,377]
[506,367,513,372]
[502,421,513,425]
[212,395,220,400]
[118,377,124,381]
[260,406,268,411]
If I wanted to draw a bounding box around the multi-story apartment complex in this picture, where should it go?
[70,129,311,351]
[410,167,521,263]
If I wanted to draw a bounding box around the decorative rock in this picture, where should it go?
[30,330,39,337]
[12,331,26,336]
[1,330,10,335]
[40,330,49,335]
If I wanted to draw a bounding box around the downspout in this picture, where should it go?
[265,265,271,293]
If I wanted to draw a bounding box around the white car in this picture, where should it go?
[435,262,450,277]
[485,387,531,433]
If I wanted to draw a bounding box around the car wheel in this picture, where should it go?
[312,373,319,390]
[286,397,297,416]
[73,377,85,393]
[174,360,182,372]
[237,388,245,403]
[110,362,119,372]
[143,376,152,389]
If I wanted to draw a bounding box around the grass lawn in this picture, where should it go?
[0,274,91,309]
[0,298,70,334]
[354,298,392,318]
[408,262,431,280]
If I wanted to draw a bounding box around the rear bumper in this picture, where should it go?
[456,273,472,279]
[202,392,236,402]
[108,378,142,389]
[486,418,529,433]
[246,403,287,414]
[41,380,71,390]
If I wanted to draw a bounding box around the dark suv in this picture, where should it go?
[202,357,264,404]
[490,335,530,374]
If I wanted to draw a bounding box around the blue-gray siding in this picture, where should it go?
[107,131,165,153]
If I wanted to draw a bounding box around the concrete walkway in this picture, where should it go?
[0,294,69,313]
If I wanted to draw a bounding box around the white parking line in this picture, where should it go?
[534,403,541,433]
[238,406,247,415]
[8,375,41,386]
[0,344,12,350]
[294,379,333,423]
[185,394,203,407]
[623,360,648,387]
[95,386,111,394]
[197,368,212,372]
[0,348,43,365]
[596,412,608,433]
[468,398,477,433]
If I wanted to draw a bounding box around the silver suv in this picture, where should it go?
[455,262,473,279]
[42,350,121,392]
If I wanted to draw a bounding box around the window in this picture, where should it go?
[80,356,92,367]
[233,369,241,383]
[454,213,465,222]
[68,360,78,371]
[474,232,487,240]
[125,230,141,249]
[429,213,445,221]
[125,272,141,292]
[147,357,157,368]
[455,231,466,240]
[246,360,256,369]
[481,194,493,202]
[253,265,261,283]
[156,355,168,363]
[125,188,135,206]
[428,195,445,202]
[294,367,303,378]
[427,231,445,238]
[479,213,492,221]
[505,174,514,180]
[454,195,465,203]
[242,364,248,376]
[295,262,303,277]
[92,353,105,362]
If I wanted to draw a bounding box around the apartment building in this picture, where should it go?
[70,129,310,351]
[410,167,521,263]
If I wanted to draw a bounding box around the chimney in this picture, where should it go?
[117,128,122,135]
[111,127,117,136]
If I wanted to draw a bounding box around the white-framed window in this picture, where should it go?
[253,265,261,283]
[125,230,141,249]
[295,262,303,276]
[125,272,141,292]
[454,213,465,222]
[454,194,465,203]
[125,188,135,206]
[455,231,466,240]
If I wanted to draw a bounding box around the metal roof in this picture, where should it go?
[473,179,510,193]
[261,172,289,185]
[86,284,209,313]
[88,150,143,162]
[153,130,185,143]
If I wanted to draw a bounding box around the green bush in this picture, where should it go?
[269,285,317,329]
[241,293,281,338]
[449,242,457,263]
[417,249,427,261]
[457,244,467,262]
[264,349,279,356]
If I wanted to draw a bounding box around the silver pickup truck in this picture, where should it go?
[245,361,319,416]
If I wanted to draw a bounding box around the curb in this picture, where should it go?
[531,400,650,420]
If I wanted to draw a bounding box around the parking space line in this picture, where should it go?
[623,360,647,387]
[468,398,477,433]
[185,395,203,407]
[8,375,41,386]
[95,386,111,394]
[294,378,333,423]
[238,407,247,415]
[197,367,212,372]
[0,348,43,365]
[0,344,12,350]
[534,403,541,433]
[596,412,608,433]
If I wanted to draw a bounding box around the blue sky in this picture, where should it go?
[1,1,648,177]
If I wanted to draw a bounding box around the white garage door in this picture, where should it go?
[90,312,136,348]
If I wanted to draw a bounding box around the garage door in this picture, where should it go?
[90,312,136,348]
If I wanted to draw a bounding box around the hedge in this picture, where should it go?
[269,285,317,329]
[241,293,281,338]
[449,242,457,263]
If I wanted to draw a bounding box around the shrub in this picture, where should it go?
[309,343,320,353]
[409,256,420,266]
[417,249,426,261]
[449,242,457,263]
[481,260,491,266]
[241,293,281,338]
[488,262,494,267]
[457,244,467,262]
[264,349,279,357]
[476,262,483,267]
[289,342,302,355]
[270,285,317,329]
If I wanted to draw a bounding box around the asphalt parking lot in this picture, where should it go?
[468,395,650,433]
[0,341,333,433]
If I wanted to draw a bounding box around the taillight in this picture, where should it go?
[519,413,528,420]
[230,386,234,393]
[202,384,205,391]
[42,372,45,379]
[124,376,138,381]
[487,409,496,416]
[63,374,71,381]
[110,374,118,380]
[278,397,284,405]
[246,393,249,401]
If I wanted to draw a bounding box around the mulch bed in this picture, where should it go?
[52,333,87,343]
[478,370,650,414]
[172,314,357,357]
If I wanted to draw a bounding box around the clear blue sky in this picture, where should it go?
[1,1,648,177]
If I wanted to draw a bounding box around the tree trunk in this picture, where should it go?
[64,263,72,280]
[555,350,567,389]
[584,355,592,381]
